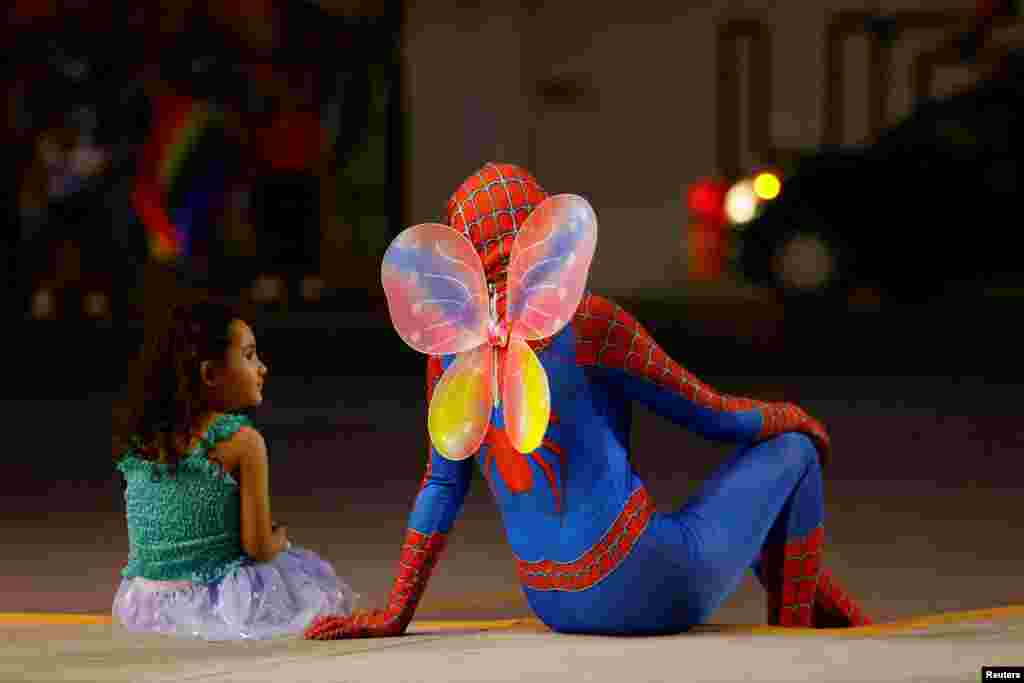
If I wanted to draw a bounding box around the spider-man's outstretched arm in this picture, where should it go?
[306,356,472,640]
[573,294,831,464]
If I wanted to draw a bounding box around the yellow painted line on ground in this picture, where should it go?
[696,604,1024,638]
[0,613,113,626]
[416,605,1024,637]
[0,613,536,632]
[831,603,1024,638]
[410,618,545,633]
[4,604,1022,636]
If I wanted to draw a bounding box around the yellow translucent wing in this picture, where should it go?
[427,346,493,461]
[501,338,550,454]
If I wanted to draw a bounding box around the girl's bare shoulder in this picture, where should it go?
[212,425,267,474]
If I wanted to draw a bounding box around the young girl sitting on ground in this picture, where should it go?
[112,299,353,640]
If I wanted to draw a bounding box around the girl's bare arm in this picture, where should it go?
[232,427,288,562]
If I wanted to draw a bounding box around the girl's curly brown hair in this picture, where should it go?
[113,298,244,469]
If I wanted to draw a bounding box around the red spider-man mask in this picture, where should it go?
[444,162,550,294]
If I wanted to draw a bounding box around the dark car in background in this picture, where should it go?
[736,50,1024,305]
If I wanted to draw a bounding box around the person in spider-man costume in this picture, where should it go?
[306,162,872,639]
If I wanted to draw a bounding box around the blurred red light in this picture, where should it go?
[687,178,728,223]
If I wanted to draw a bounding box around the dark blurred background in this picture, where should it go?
[2,0,1023,621]
[4,0,404,391]
[5,0,1024,393]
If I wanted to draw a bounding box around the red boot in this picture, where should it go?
[759,526,872,627]
[760,526,822,626]
[814,567,872,627]
[305,528,447,640]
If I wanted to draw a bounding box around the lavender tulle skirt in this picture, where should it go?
[112,547,355,641]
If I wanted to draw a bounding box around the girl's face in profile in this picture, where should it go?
[205,320,268,411]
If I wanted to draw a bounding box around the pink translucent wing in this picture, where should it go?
[501,338,551,454]
[428,346,493,461]
[506,194,598,341]
[381,224,489,355]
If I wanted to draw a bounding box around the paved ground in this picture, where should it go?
[4,608,1023,683]
[3,332,1023,680]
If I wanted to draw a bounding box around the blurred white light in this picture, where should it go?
[724,179,759,225]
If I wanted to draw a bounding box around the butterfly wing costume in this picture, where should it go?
[307,163,871,639]
[380,194,596,461]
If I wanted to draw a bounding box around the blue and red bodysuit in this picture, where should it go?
[307,163,871,639]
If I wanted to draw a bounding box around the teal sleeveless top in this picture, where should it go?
[117,413,252,584]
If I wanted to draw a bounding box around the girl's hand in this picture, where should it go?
[272,525,290,553]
